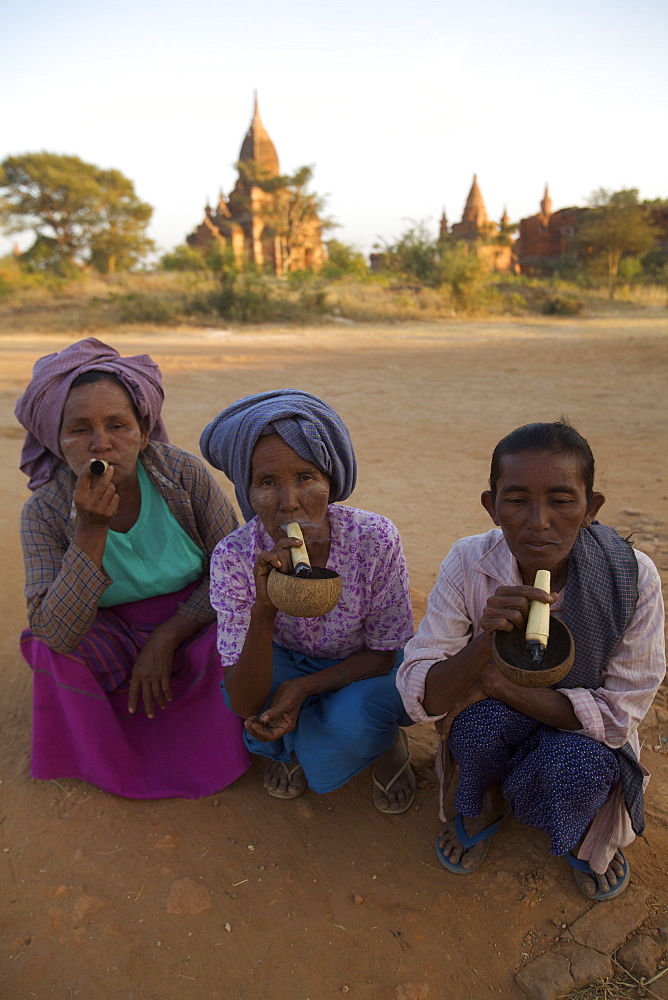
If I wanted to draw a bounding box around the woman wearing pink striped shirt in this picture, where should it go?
[397,421,665,901]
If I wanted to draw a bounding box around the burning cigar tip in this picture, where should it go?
[294,561,313,578]
[89,459,109,476]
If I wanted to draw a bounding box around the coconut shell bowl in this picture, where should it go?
[492,616,575,688]
[266,521,342,619]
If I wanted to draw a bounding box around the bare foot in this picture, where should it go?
[438,784,507,871]
[373,730,416,814]
[263,759,307,799]
[571,850,627,899]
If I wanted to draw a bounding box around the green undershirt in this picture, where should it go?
[99,461,204,607]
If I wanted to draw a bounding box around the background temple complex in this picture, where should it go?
[185,96,665,278]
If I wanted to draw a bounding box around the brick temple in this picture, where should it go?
[186,95,325,275]
[514,186,585,274]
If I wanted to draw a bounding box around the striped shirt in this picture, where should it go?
[20,442,238,652]
[397,528,666,870]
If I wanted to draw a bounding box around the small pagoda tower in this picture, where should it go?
[444,175,514,273]
[539,184,553,227]
[451,175,490,240]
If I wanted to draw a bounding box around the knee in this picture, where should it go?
[347,672,405,720]
[449,698,520,758]
[514,733,620,804]
[323,679,402,752]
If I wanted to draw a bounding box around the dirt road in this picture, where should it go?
[1,314,667,999]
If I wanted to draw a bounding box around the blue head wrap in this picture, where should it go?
[200,389,357,521]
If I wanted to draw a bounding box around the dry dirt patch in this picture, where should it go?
[1,317,667,999]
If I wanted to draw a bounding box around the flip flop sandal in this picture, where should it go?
[372,729,416,815]
[436,807,510,874]
[265,760,306,799]
[565,850,630,901]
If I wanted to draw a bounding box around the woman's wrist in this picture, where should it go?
[150,614,201,648]
[250,599,278,625]
[290,672,322,699]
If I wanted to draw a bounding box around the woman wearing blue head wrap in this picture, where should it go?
[201,389,416,810]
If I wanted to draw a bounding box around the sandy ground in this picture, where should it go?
[1,314,667,1000]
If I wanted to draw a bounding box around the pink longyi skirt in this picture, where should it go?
[21,583,249,799]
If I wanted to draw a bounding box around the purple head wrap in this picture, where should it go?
[200,389,357,522]
[15,337,169,490]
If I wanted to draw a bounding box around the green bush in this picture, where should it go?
[0,254,72,296]
[505,292,527,313]
[160,244,207,272]
[322,240,368,280]
[190,272,329,324]
[541,295,584,316]
[113,292,184,324]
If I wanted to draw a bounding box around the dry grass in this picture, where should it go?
[0,268,665,333]
[559,960,668,999]
[616,283,668,305]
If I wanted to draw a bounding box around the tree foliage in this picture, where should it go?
[376,221,441,284]
[160,242,236,276]
[322,239,367,279]
[375,220,486,308]
[0,152,154,274]
[160,243,208,272]
[577,188,658,298]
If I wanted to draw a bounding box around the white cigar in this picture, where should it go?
[285,521,311,573]
[89,459,109,476]
[525,570,551,646]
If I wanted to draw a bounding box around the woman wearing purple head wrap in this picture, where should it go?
[16,338,249,799]
[201,389,416,811]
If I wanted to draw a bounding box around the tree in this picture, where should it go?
[160,242,237,276]
[0,152,154,274]
[160,243,208,272]
[322,239,367,279]
[375,221,440,284]
[577,189,658,298]
[374,220,487,310]
[437,242,485,310]
[87,169,153,273]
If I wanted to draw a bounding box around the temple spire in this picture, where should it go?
[540,184,553,219]
[461,174,488,227]
[239,90,279,175]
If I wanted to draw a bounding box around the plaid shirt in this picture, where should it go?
[20,442,238,651]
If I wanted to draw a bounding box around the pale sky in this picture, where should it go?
[1,0,666,260]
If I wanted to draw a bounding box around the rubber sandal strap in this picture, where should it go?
[372,753,411,796]
[564,850,630,901]
[454,807,509,850]
[372,729,411,795]
[282,761,303,782]
[564,852,595,874]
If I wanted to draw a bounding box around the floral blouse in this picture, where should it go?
[210,504,414,664]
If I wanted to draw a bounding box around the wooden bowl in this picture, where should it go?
[492,616,575,688]
[266,567,342,618]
